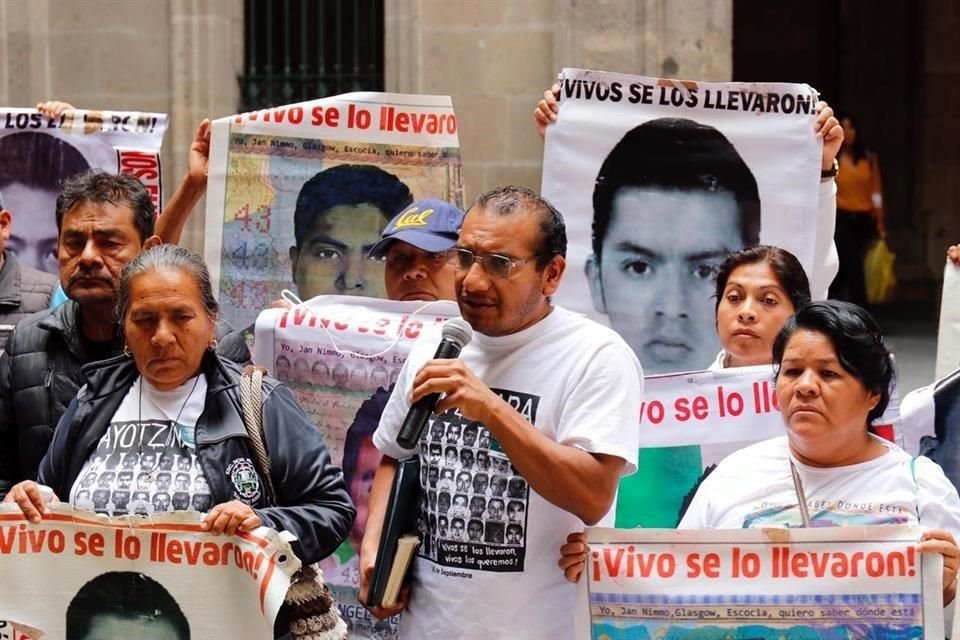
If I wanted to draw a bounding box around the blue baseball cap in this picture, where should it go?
[368,198,464,259]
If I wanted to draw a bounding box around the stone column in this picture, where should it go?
[921,0,960,277]
[553,0,732,81]
[168,0,244,253]
[384,0,733,200]
[0,0,53,107]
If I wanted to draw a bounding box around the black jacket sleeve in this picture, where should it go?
[256,383,355,565]
[215,322,252,366]
[0,349,16,500]
[36,395,79,499]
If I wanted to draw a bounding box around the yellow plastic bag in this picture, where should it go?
[864,237,896,304]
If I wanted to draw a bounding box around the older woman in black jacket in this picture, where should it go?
[4,244,354,569]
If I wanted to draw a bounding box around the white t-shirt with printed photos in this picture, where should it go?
[374,306,643,640]
[70,375,212,517]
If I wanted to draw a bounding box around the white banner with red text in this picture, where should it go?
[0,505,295,639]
[541,68,823,377]
[255,295,458,639]
[204,93,464,333]
[616,366,902,528]
[0,107,167,275]
[577,525,942,639]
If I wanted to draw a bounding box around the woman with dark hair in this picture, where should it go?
[831,111,885,306]
[4,245,354,638]
[672,245,814,520]
[561,301,960,627]
[710,245,811,369]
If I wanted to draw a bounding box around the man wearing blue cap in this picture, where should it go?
[368,198,464,303]
[334,198,463,639]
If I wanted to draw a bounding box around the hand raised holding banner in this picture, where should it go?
[814,100,844,172]
[533,83,560,138]
[917,528,960,605]
[559,531,587,583]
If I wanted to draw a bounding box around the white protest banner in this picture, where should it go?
[936,262,960,380]
[902,368,960,493]
[0,621,41,640]
[0,108,167,274]
[541,68,821,376]
[636,366,783,449]
[617,366,903,528]
[204,94,464,333]
[255,295,458,639]
[577,526,942,640]
[0,505,296,639]
[638,366,902,450]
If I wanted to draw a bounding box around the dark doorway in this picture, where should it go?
[240,0,385,111]
[734,1,925,289]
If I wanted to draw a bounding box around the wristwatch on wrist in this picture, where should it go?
[821,158,839,179]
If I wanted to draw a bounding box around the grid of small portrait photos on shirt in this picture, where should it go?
[70,420,213,517]
[417,392,536,573]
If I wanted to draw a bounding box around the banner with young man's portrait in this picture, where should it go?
[542,68,823,376]
[0,507,295,639]
[0,108,167,274]
[541,69,826,528]
[204,94,464,336]
[576,526,942,640]
[255,296,458,639]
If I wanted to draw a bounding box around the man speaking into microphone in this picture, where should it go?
[360,186,643,639]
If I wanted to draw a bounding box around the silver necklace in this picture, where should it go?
[139,374,202,483]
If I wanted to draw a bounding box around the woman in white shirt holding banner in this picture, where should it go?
[561,300,960,618]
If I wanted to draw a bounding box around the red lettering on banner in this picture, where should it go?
[674,395,709,421]
[73,531,105,557]
[279,309,332,330]
[0,524,66,555]
[309,106,340,127]
[148,532,237,566]
[378,106,457,135]
[118,150,162,213]
[685,552,721,578]
[639,400,665,424]
[0,525,15,553]
[770,546,915,579]
[593,546,677,580]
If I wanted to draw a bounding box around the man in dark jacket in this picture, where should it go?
[0,171,248,499]
[0,191,58,350]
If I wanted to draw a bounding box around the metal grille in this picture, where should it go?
[240,0,385,111]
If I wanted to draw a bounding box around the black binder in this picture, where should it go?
[368,455,421,606]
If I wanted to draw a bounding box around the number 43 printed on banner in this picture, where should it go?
[234,203,271,234]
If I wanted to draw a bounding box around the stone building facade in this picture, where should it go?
[0,0,957,290]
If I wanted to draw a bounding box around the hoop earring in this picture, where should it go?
[123,344,131,356]
[208,339,219,352]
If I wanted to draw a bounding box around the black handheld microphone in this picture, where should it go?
[396,318,473,449]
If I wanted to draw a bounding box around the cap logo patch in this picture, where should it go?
[393,206,435,229]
